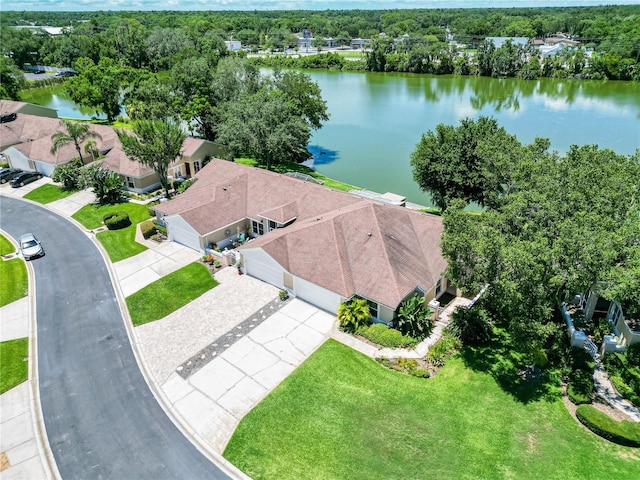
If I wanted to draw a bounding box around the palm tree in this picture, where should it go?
[84,139,98,162]
[50,120,102,164]
[337,297,372,333]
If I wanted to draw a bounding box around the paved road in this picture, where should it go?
[0,197,229,479]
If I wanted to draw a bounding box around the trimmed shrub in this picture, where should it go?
[567,370,594,405]
[569,347,595,372]
[427,330,461,367]
[610,375,640,408]
[576,404,640,447]
[358,323,418,349]
[140,219,157,239]
[103,211,131,230]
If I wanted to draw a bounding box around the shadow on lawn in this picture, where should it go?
[459,341,562,404]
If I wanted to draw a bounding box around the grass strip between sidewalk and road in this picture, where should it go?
[0,234,28,306]
[126,262,218,326]
[224,339,640,480]
[73,202,151,262]
[23,184,78,204]
[0,338,29,394]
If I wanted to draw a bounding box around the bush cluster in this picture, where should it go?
[427,330,461,368]
[103,211,131,230]
[140,219,157,239]
[358,323,418,349]
[569,347,595,372]
[604,348,640,408]
[566,346,594,405]
[576,404,640,447]
[377,357,430,379]
[396,293,433,341]
[567,370,594,405]
[450,306,493,345]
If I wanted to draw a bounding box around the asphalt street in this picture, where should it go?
[0,196,229,479]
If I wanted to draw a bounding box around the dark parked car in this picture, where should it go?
[10,171,42,188]
[19,233,44,260]
[0,168,23,184]
[55,70,77,78]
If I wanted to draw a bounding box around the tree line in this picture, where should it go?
[1,6,639,81]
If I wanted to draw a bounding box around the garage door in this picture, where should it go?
[167,216,200,251]
[294,276,341,314]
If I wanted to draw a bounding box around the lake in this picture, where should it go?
[22,73,640,205]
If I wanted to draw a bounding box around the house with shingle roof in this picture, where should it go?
[0,106,223,193]
[153,159,454,320]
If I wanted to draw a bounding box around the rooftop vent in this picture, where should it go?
[0,113,17,123]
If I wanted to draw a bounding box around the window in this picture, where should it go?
[435,277,443,297]
[268,220,277,231]
[193,161,201,173]
[126,176,134,188]
[365,298,378,319]
[252,219,264,236]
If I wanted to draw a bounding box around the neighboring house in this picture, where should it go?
[350,38,371,49]
[1,115,116,176]
[579,290,640,352]
[153,159,456,320]
[0,99,58,123]
[170,138,227,180]
[98,146,161,194]
[0,108,221,193]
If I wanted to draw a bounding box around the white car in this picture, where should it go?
[19,233,44,260]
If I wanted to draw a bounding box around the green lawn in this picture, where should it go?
[0,234,28,306]
[72,202,151,262]
[0,338,29,394]
[23,184,78,204]
[0,234,15,255]
[126,262,218,326]
[224,340,640,480]
[235,158,360,192]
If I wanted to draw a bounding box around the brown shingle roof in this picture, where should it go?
[99,146,156,178]
[156,159,447,309]
[242,201,446,309]
[181,137,205,157]
[154,159,362,235]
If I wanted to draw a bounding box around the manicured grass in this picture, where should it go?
[126,262,218,326]
[72,202,151,262]
[235,158,360,192]
[23,183,78,204]
[0,234,15,255]
[0,235,28,306]
[224,340,640,480]
[0,338,29,394]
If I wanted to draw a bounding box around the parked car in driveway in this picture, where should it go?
[19,233,44,260]
[10,171,42,188]
[0,168,23,184]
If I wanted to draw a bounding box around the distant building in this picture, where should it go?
[485,37,529,48]
[15,25,66,35]
[350,38,371,50]
[224,40,242,52]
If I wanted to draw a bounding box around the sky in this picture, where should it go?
[2,0,639,12]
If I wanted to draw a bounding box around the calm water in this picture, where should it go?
[22,74,640,205]
[306,71,640,205]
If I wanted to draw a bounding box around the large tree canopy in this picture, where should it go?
[440,141,640,360]
[116,119,186,198]
[410,116,522,210]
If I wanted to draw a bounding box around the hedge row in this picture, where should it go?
[567,370,595,405]
[103,211,131,230]
[358,323,418,349]
[575,404,640,447]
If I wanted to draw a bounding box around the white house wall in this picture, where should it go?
[165,215,202,251]
[242,248,285,289]
[34,160,55,177]
[4,147,32,172]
